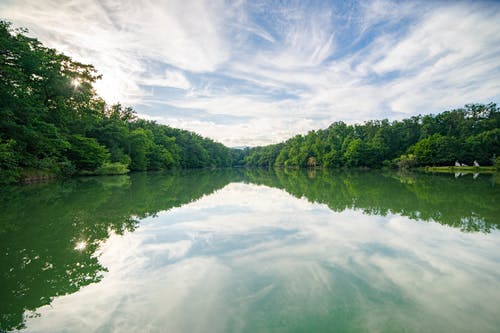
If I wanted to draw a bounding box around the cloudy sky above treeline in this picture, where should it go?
[1,0,499,146]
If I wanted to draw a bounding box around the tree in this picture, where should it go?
[0,139,20,183]
[242,104,499,170]
[66,135,109,170]
[409,134,459,166]
[128,128,153,171]
[343,139,369,167]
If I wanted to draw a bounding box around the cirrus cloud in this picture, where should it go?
[1,0,499,146]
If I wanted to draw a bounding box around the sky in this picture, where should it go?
[1,0,500,147]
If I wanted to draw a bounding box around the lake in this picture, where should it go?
[1,169,499,332]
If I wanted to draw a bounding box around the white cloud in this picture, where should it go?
[1,0,499,145]
[0,0,228,103]
[264,4,336,69]
[139,70,191,90]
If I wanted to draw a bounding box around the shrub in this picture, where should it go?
[66,135,110,171]
[95,162,129,175]
[395,154,418,169]
[0,140,20,183]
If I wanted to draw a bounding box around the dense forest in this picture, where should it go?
[0,21,235,184]
[245,103,500,169]
[1,20,499,185]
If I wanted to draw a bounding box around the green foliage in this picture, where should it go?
[67,135,109,171]
[58,159,76,176]
[1,21,498,182]
[0,21,235,183]
[108,146,131,166]
[128,128,153,171]
[245,103,500,169]
[322,149,341,168]
[94,162,129,175]
[245,144,283,167]
[231,147,250,167]
[394,154,417,169]
[409,134,459,166]
[0,139,20,183]
[462,129,500,165]
[147,144,174,170]
[343,138,370,167]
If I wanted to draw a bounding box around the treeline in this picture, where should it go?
[2,21,499,185]
[0,21,235,184]
[245,103,500,169]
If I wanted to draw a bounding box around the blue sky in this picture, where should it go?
[1,0,499,146]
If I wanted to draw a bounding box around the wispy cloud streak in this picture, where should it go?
[1,0,499,146]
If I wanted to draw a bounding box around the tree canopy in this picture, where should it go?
[1,20,498,184]
[245,104,499,169]
[0,21,234,183]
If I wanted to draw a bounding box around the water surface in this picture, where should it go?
[1,169,499,332]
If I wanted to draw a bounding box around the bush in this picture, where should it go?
[0,140,20,184]
[395,154,418,169]
[58,160,76,176]
[66,135,110,171]
[409,134,459,166]
[382,159,395,169]
[95,162,129,175]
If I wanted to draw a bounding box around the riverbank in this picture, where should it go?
[419,166,497,174]
[9,164,498,186]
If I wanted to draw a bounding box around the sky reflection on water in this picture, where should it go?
[20,182,500,333]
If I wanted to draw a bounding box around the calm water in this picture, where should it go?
[1,169,499,333]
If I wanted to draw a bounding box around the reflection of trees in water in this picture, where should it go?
[0,170,239,332]
[244,169,500,233]
[0,169,497,331]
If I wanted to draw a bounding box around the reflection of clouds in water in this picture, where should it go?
[24,183,500,332]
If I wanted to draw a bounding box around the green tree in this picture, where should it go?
[128,128,153,171]
[0,139,20,183]
[409,134,460,166]
[66,135,109,170]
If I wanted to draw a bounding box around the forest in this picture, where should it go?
[1,20,499,185]
[0,21,235,184]
[244,103,499,169]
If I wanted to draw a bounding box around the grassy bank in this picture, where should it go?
[419,166,497,174]
[78,162,130,176]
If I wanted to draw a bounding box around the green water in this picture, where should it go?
[1,169,499,332]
